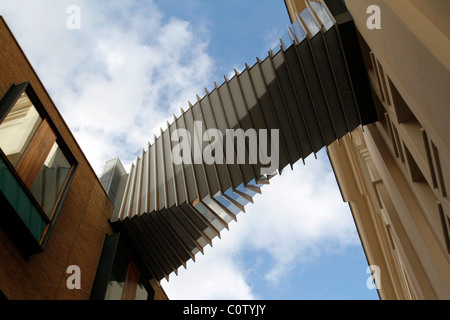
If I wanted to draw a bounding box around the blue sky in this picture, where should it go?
[1,0,379,300]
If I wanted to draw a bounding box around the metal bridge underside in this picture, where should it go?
[111,1,377,282]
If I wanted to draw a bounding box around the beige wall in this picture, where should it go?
[326,0,450,299]
[285,0,450,300]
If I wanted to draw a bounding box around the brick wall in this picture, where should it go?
[0,17,114,300]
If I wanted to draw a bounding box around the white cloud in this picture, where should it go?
[162,150,360,298]
[1,0,214,173]
[162,237,257,300]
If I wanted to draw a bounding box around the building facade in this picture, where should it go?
[286,0,450,299]
[0,16,167,300]
[0,16,115,299]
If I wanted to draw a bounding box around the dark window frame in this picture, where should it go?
[0,82,78,256]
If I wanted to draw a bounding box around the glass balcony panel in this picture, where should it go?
[292,19,307,43]
[247,178,265,189]
[300,9,320,37]
[310,1,334,31]
[236,183,258,198]
[0,156,47,242]
[169,122,187,205]
[203,195,234,225]
[281,29,294,51]
[156,136,166,209]
[224,188,250,207]
[214,193,241,215]
[162,129,176,208]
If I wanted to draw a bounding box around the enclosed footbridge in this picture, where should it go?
[104,0,377,283]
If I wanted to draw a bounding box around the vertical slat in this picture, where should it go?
[160,207,204,255]
[141,213,187,269]
[141,149,149,213]
[278,45,315,159]
[245,63,283,173]
[292,38,328,150]
[119,163,134,220]
[304,36,338,145]
[162,125,176,208]
[181,107,204,203]
[216,81,255,184]
[138,217,179,275]
[198,90,232,194]
[202,195,235,225]
[192,199,228,233]
[235,67,283,174]
[190,101,213,201]
[264,54,305,164]
[145,212,193,264]
[310,31,348,140]
[155,135,166,210]
[159,129,169,209]
[170,117,188,205]
[121,219,162,281]
[207,87,243,188]
[176,204,213,244]
[130,217,171,280]
[126,162,138,218]
[322,26,358,132]
[153,209,198,259]
[176,111,197,203]
[196,96,221,197]
[222,76,259,181]
[149,142,157,212]
[132,154,143,217]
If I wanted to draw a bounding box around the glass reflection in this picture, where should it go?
[300,8,320,37]
[0,92,42,166]
[105,247,130,300]
[310,1,334,31]
[292,19,307,43]
[30,142,71,218]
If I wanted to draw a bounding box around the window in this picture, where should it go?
[0,83,76,255]
[30,141,72,219]
[91,233,156,300]
[106,260,154,300]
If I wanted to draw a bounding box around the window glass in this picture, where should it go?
[310,1,334,31]
[30,142,72,218]
[292,19,307,43]
[0,92,42,166]
[300,9,320,37]
[105,253,130,300]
